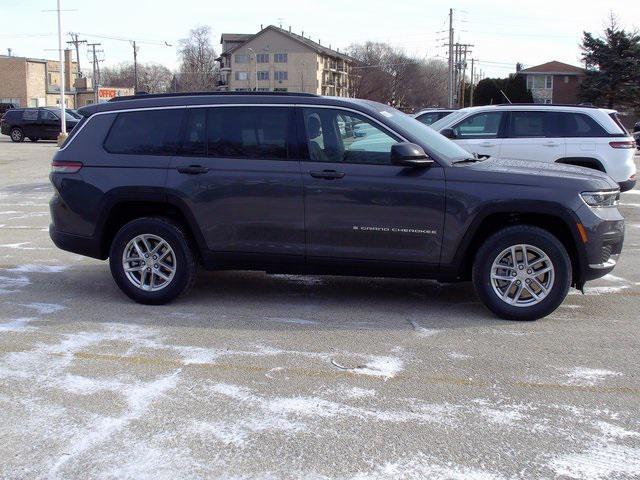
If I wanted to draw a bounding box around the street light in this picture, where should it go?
[56,0,67,143]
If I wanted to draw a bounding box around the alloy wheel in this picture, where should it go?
[122,234,176,291]
[490,244,554,307]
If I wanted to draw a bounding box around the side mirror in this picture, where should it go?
[391,142,434,167]
[440,128,456,139]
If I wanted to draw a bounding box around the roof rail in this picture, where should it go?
[492,103,599,109]
[108,91,320,102]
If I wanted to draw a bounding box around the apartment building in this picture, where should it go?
[217,25,354,96]
[0,50,132,109]
[518,61,586,104]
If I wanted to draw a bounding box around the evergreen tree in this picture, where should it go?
[579,17,640,109]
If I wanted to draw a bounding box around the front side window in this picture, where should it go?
[274,53,288,63]
[234,54,249,64]
[453,112,503,139]
[302,108,399,165]
[207,107,289,160]
[104,109,182,155]
[40,110,58,121]
[256,53,269,63]
[558,112,607,137]
[508,111,558,137]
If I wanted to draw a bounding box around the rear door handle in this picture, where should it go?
[309,170,345,180]
[543,141,559,147]
[177,165,208,175]
[479,141,497,147]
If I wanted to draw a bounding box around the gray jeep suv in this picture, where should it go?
[49,92,625,320]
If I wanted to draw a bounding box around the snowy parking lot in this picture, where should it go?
[1,135,639,479]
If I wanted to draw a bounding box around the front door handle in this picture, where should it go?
[177,165,208,175]
[479,141,497,147]
[543,141,559,147]
[309,170,345,180]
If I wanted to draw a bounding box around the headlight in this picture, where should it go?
[580,190,620,207]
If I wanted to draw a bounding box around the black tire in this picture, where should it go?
[10,127,24,142]
[28,137,39,142]
[109,217,197,305]
[472,225,571,321]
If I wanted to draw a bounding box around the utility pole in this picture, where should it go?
[87,43,101,104]
[447,8,454,108]
[469,58,475,107]
[453,43,473,108]
[132,40,138,93]
[66,33,86,78]
[56,0,66,139]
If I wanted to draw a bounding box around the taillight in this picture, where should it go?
[609,140,636,149]
[51,161,83,173]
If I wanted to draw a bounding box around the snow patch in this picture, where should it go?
[270,274,324,285]
[266,316,319,326]
[0,274,30,294]
[17,302,65,315]
[552,444,640,480]
[0,317,37,332]
[6,264,69,273]
[566,367,622,385]
[332,356,404,380]
[408,320,439,337]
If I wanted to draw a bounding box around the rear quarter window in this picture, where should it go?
[558,113,607,137]
[103,109,184,155]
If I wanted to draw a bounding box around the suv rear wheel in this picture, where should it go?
[109,217,197,305]
[472,225,571,321]
[10,127,24,142]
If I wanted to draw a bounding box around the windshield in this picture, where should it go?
[430,109,468,131]
[376,105,471,162]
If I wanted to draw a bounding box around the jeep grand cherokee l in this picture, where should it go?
[49,92,625,321]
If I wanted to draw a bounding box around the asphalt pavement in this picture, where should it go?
[0,135,639,479]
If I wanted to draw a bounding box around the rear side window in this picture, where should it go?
[104,109,183,155]
[507,111,558,137]
[22,110,38,121]
[206,107,289,159]
[608,113,628,134]
[558,113,607,137]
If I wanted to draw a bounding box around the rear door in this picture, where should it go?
[500,111,566,163]
[167,105,305,262]
[450,111,504,159]
[21,109,39,137]
[39,109,61,139]
[299,106,445,266]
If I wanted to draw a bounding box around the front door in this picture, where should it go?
[299,107,445,266]
[451,111,505,159]
[39,109,61,139]
[500,110,566,163]
[167,106,305,263]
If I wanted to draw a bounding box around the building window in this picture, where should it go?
[256,88,271,92]
[527,75,553,89]
[235,71,249,81]
[274,53,288,63]
[256,53,269,63]
[275,71,288,81]
[274,88,288,92]
[564,75,569,83]
[235,54,249,64]
[546,75,552,88]
[257,71,270,81]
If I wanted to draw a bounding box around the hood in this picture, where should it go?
[462,157,618,191]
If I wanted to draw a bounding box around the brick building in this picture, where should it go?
[518,61,586,104]
[0,50,132,109]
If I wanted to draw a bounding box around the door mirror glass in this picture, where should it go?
[440,128,456,139]
[391,142,433,167]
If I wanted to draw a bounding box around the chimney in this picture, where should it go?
[289,26,291,33]
[64,49,73,89]
[7,48,12,56]
[302,31,304,37]
[260,24,263,29]
[318,39,321,44]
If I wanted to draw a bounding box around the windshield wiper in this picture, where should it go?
[451,157,481,164]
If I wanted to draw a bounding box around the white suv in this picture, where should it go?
[430,105,637,192]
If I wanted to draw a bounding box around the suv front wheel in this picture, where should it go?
[472,225,571,321]
[109,217,197,305]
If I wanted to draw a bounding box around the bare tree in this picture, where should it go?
[177,26,219,92]
[100,62,173,93]
[347,42,448,110]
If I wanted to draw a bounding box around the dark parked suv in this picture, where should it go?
[49,92,625,320]
[1,107,79,142]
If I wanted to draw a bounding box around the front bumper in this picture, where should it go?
[575,204,625,284]
[619,177,637,193]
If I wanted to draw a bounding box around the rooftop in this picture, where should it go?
[519,61,586,75]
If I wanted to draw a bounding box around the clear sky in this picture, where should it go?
[1,0,638,78]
